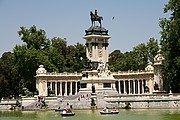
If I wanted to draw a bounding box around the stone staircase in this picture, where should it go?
[37,93,92,110]
[21,90,119,110]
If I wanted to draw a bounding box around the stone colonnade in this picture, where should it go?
[116,79,148,94]
[36,66,154,96]
[38,77,153,96]
[47,81,80,96]
[46,78,152,96]
[113,71,154,94]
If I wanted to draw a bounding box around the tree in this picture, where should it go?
[108,38,159,72]
[108,50,124,71]
[18,25,50,50]
[132,43,148,70]
[146,38,159,63]
[73,43,86,72]
[14,25,86,93]
[0,52,20,98]
[109,50,123,64]
[14,25,54,93]
[48,37,67,72]
[64,43,85,72]
[160,0,180,92]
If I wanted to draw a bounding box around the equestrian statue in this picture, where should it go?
[90,9,103,27]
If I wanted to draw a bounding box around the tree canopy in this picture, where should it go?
[109,38,159,72]
[0,25,86,98]
[160,0,180,92]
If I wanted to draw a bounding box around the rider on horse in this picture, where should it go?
[90,9,103,27]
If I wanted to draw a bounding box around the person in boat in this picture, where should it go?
[63,108,72,113]
[103,107,109,112]
[112,107,117,112]
[62,108,67,114]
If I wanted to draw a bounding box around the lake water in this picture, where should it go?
[0,109,180,120]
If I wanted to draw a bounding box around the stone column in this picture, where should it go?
[103,42,107,62]
[95,42,98,61]
[70,82,72,95]
[75,82,78,95]
[144,80,148,93]
[60,82,62,96]
[128,80,131,94]
[138,80,140,94]
[55,81,57,96]
[133,80,135,94]
[102,43,105,62]
[65,82,67,96]
[50,82,52,91]
[92,42,96,61]
[105,44,108,62]
[142,80,145,94]
[118,80,121,94]
[140,80,142,94]
[123,80,126,94]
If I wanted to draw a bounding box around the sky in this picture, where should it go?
[0,0,169,57]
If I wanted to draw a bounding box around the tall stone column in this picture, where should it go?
[55,81,57,96]
[65,82,67,96]
[142,80,145,94]
[75,82,78,95]
[138,80,140,94]
[104,40,109,62]
[118,80,121,94]
[60,82,62,96]
[133,80,136,94]
[70,82,72,95]
[128,80,131,94]
[92,44,97,60]
[50,82,52,92]
[144,80,147,93]
[123,80,126,94]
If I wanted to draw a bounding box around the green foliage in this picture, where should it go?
[133,43,148,70]
[0,52,20,99]
[11,25,85,95]
[146,38,159,63]
[109,38,159,72]
[18,25,50,50]
[160,0,180,92]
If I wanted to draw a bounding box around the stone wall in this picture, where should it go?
[104,93,180,109]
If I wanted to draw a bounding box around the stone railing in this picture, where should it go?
[104,93,180,102]
[0,99,17,104]
[38,72,82,76]
[112,70,154,75]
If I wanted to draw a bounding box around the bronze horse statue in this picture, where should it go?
[90,11,103,27]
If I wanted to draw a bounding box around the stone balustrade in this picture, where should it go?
[37,72,82,76]
[104,94,180,102]
[113,70,154,75]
